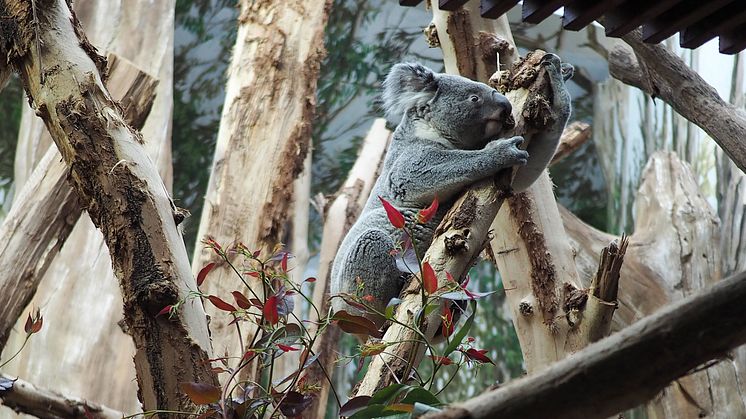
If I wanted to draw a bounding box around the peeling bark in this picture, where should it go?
[190,0,331,385]
[0,0,215,411]
[0,54,157,354]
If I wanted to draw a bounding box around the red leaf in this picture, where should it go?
[378,196,405,229]
[422,261,437,294]
[24,309,43,335]
[180,382,221,405]
[156,305,173,317]
[441,305,454,338]
[463,348,494,365]
[245,271,260,278]
[231,291,251,309]
[208,295,237,312]
[241,350,256,362]
[281,252,289,273]
[332,310,384,339]
[196,262,216,286]
[429,355,453,365]
[446,271,456,283]
[264,295,279,325]
[277,344,299,352]
[417,196,439,224]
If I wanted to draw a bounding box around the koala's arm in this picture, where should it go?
[388,136,527,204]
[512,55,573,191]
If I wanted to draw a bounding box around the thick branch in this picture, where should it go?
[429,270,746,419]
[608,28,746,173]
[0,0,216,410]
[0,54,157,354]
[0,374,123,419]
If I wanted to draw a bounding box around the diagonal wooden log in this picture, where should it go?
[0,54,157,354]
[426,270,746,419]
[0,374,123,419]
[608,27,746,173]
[0,0,216,411]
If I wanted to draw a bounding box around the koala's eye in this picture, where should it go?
[469,94,480,103]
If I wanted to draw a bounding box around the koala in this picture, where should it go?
[330,56,573,330]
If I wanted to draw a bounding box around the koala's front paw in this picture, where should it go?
[489,136,529,167]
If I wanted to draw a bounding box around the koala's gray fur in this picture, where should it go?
[330,58,573,327]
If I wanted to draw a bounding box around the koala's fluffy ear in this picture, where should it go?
[381,63,438,125]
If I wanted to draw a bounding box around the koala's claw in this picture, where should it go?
[541,53,561,69]
[510,135,524,146]
[560,63,574,81]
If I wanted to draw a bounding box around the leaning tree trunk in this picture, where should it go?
[0,54,157,355]
[1,0,178,414]
[190,0,330,385]
[0,0,215,413]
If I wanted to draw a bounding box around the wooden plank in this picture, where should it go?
[522,0,566,24]
[439,0,470,11]
[481,0,520,18]
[719,23,746,54]
[604,0,679,37]
[399,0,424,6]
[642,0,731,44]
[563,0,623,31]
[680,1,746,49]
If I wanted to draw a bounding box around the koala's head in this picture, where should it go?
[381,63,513,150]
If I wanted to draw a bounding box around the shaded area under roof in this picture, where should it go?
[399,0,746,54]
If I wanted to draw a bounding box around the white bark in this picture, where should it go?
[190,0,330,385]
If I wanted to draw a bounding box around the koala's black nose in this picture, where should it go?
[493,90,512,115]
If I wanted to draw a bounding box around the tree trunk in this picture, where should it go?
[302,119,391,418]
[0,54,157,355]
[2,0,178,413]
[0,0,215,412]
[190,0,330,384]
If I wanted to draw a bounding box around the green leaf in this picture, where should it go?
[443,300,477,358]
[399,387,441,407]
[369,383,408,406]
[349,405,406,419]
[385,298,402,320]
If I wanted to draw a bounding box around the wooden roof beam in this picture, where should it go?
[563,0,623,31]
[680,1,746,49]
[719,23,746,54]
[642,0,732,44]
[604,0,679,37]
[481,0,520,19]
[439,0,470,11]
[522,0,565,24]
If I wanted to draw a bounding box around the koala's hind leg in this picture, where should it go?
[338,228,405,326]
